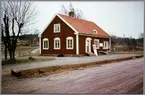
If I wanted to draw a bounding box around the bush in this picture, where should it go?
[98,52,106,55]
[29,56,35,60]
[57,54,64,57]
[84,53,90,56]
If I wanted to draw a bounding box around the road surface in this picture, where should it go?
[2,58,143,94]
[2,54,139,72]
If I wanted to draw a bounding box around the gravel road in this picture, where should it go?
[2,58,143,94]
[2,54,138,72]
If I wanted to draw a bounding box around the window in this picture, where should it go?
[103,41,108,49]
[54,24,60,33]
[66,37,73,49]
[94,39,99,49]
[43,38,49,49]
[100,43,103,47]
[85,37,92,53]
[93,30,97,34]
[54,37,60,49]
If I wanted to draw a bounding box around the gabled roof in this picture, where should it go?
[39,13,110,38]
[57,14,110,38]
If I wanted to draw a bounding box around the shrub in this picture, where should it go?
[57,54,64,57]
[29,56,35,60]
[84,53,90,56]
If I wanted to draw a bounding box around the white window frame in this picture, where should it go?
[85,37,92,53]
[93,29,97,34]
[66,37,73,49]
[43,38,49,50]
[54,37,61,49]
[94,39,99,49]
[103,41,109,49]
[54,23,60,33]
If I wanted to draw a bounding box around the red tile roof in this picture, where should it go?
[58,14,110,38]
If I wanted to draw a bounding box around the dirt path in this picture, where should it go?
[2,58,143,94]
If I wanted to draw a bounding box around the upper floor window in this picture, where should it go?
[54,23,60,33]
[66,37,73,49]
[103,41,108,49]
[94,39,99,49]
[54,37,60,49]
[93,29,97,34]
[43,38,49,49]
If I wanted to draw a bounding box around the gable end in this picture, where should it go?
[39,14,79,37]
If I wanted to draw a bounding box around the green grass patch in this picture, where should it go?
[112,51,143,54]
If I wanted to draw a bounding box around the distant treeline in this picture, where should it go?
[111,36,143,46]
[111,35,143,51]
[19,34,38,40]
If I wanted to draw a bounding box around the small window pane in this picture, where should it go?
[54,24,60,32]
[94,39,99,49]
[67,38,73,49]
[54,38,60,49]
[104,41,108,49]
[43,39,48,49]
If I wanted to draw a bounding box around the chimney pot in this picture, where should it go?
[69,8,75,18]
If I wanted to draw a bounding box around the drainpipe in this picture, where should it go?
[109,37,111,51]
[39,36,41,54]
[74,32,79,55]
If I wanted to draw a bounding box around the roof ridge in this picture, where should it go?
[57,13,110,37]
[57,13,94,23]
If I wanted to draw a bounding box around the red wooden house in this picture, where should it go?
[39,13,111,56]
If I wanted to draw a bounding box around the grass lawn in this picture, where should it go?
[112,50,143,54]
[2,46,39,58]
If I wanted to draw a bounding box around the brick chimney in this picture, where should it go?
[69,8,75,18]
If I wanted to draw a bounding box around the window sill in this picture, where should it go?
[43,48,49,50]
[54,31,60,33]
[54,48,60,50]
[66,48,73,50]
[103,48,109,49]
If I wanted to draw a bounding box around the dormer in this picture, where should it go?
[93,29,97,34]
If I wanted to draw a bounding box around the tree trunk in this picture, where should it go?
[11,40,17,59]
[12,50,15,59]
[4,46,7,60]
[8,48,12,59]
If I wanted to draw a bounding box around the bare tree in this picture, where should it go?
[60,3,85,19]
[60,5,68,15]
[1,1,36,60]
[137,33,144,47]
[34,29,39,34]
[1,24,8,60]
[139,32,144,38]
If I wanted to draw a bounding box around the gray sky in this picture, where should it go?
[33,1,144,38]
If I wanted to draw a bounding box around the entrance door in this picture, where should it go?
[86,38,91,53]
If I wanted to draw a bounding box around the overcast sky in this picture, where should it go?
[33,1,144,38]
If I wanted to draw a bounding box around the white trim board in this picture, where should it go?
[39,37,41,54]
[79,33,111,38]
